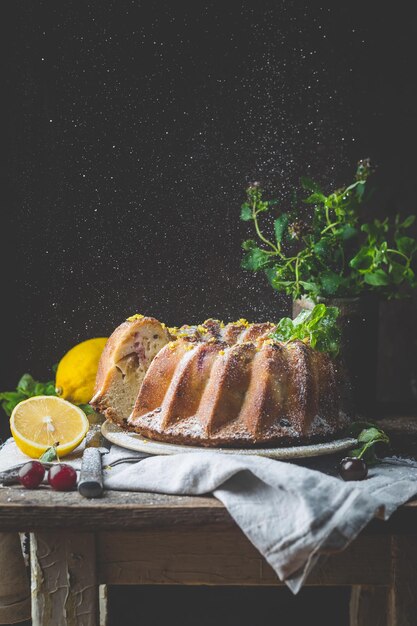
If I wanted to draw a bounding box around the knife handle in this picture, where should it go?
[78,448,104,498]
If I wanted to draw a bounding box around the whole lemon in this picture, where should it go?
[55,338,108,405]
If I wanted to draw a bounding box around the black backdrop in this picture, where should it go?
[3,1,417,399]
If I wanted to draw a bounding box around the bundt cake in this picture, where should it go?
[92,315,350,447]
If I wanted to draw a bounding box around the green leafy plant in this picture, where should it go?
[240,160,417,301]
[270,303,341,357]
[0,372,95,417]
[0,373,57,417]
[347,422,390,465]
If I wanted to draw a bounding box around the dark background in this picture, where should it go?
[2,2,417,623]
[4,0,417,423]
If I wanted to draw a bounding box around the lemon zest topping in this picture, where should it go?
[126,314,144,322]
[231,318,250,327]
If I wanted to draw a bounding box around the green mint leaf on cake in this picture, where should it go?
[269,304,341,358]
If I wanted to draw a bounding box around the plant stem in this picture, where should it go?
[386,248,410,263]
[321,221,340,235]
[252,209,278,253]
[295,256,300,294]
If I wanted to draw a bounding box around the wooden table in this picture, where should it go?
[0,416,417,626]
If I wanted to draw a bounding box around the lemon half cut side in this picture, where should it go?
[10,395,89,459]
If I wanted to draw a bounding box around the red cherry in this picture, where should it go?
[18,461,45,489]
[339,457,368,481]
[48,464,77,491]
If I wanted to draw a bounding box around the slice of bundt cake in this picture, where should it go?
[90,315,171,427]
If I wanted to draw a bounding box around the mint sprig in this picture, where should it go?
[0,373,57,417]
[269,303,341,358]
[0,372,96,417]
[348,423,390,465]
[240,159,417,300]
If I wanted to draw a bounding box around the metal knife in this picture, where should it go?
[78,425,111,498]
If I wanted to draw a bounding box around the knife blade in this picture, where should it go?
[78,425,111,498]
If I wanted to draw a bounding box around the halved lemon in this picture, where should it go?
[10,396,89,459]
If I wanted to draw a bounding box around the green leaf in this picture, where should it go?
[390,261,407,285]
[355,181,366,201]
[320,271,344,296]
[17,374,36,395]
[300,176,322,193]
[364,269,390,286]
[77,403,96,415]
[349,248,373,270]
[270,304,340,357]
[242,239,256,251]
[255,201,269,214]
[241,247,271,271]
[361,219,388,244]
[313,239,332,260]
[44,383,57,396]
[39,444,60,462]
[396,236,417,257]
[0,391,23,402]
[34,383,45,395]
[358,427,389,445]
[404,266,416,284]
[340,225,357,240]
[347,424,390,466]
[273,214,289,243]
[292,308,312,327]
[400,215,416,229]
[299,280,317,292]
[240,203,252,221]
[271,317,295,341]
[0,401,16,417]
[303,192,327,205]
[264,267,277,286]
[307,303,326,323]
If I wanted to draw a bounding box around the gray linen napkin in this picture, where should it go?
[104,452,417,593]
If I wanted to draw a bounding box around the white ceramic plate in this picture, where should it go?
[102,420,357,460]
